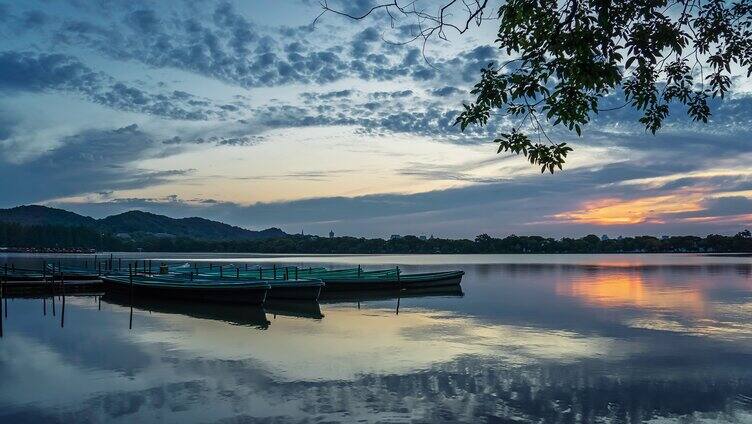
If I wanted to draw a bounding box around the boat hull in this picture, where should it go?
[101,277,268,304]
[266,284,322,301]
[321,271,464,291]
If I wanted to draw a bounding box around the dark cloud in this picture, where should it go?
[431,86,464,97]
[162,134,263,147]
[44,2,498,89]
[0,51,239,120]
[21,9,47,28]
[125,9,160,33]
[0,124,191,204]
[690,196,752,218]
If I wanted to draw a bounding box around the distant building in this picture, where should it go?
[617,235,624,240]
[661,235,670,240]
[329,230,334,238]
[601,234,609,241]
[390,234,401,240]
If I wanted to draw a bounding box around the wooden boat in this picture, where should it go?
[44,264,102,280]
[1,266,47,282]
[181,265,464,292]
[100,274,270,304]
[163,269,324,302]
[315,270,465,291]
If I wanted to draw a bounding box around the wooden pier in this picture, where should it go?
[0,280,104,296]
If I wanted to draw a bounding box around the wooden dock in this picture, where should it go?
[0,279,104,296]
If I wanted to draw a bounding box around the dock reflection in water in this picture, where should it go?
[1,255,752,423]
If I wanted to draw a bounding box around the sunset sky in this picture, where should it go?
[1,0,751,238]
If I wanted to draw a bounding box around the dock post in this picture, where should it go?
[259,267,262,279]
[190,271,194,282]
[396,266,401,289]
[220,266,223,278]
[129,264,134,300]
[110,254,114,270]
[118,258,121,271]
[43,297,47,316]
[358,265,361,279]
[284,268,288,280]
[0,266,3,338]
[245,264,248,271]
[61,262,66,297]
[236,268,240,279]
[295,266,298,280]
[42,261,46,283]
[98,261,101,276]
[0,264,8,337]
[210,263,213,270]
[148,260,152,275]
[273,264,277,280]
[60,293,65,328]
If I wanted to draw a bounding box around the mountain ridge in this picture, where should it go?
[0,205,286,240]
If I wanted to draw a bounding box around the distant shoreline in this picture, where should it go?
[2,250,752,256]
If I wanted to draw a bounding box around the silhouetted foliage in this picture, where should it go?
[321,0,752,172]
[2,222,750,253]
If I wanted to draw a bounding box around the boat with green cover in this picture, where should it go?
[165,268,324,301]
[180,265,464,291]
[101,273,270,304]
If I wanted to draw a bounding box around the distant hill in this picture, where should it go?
[99,210,286,240]
[0,205,286,240]
[0,205,97,227]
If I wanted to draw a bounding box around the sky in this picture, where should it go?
[0,0,751,238]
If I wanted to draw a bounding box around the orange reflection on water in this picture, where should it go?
[556,272,706,314]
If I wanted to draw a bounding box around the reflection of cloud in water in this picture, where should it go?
[556,272,706,313]
[3,298,752,423]
[133,305,628,381]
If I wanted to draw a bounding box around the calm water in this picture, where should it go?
[1,253,752,423]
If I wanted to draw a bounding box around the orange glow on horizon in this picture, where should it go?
[553,194,705,225]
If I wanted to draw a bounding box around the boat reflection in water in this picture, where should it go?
[101,292,272,329]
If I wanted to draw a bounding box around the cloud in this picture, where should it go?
[0,51,239,120]
[431,86,464,97]
[0,124,190,204]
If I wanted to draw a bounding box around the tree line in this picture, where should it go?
[1,221,751,254]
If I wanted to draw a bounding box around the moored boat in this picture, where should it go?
[162,269,324,302]
[182,265,464,292]
[101,274,270,304]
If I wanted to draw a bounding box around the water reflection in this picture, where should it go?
[557,271,706,313]
[1,256,752,423]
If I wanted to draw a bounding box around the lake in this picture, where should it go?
[1,253,752,423]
